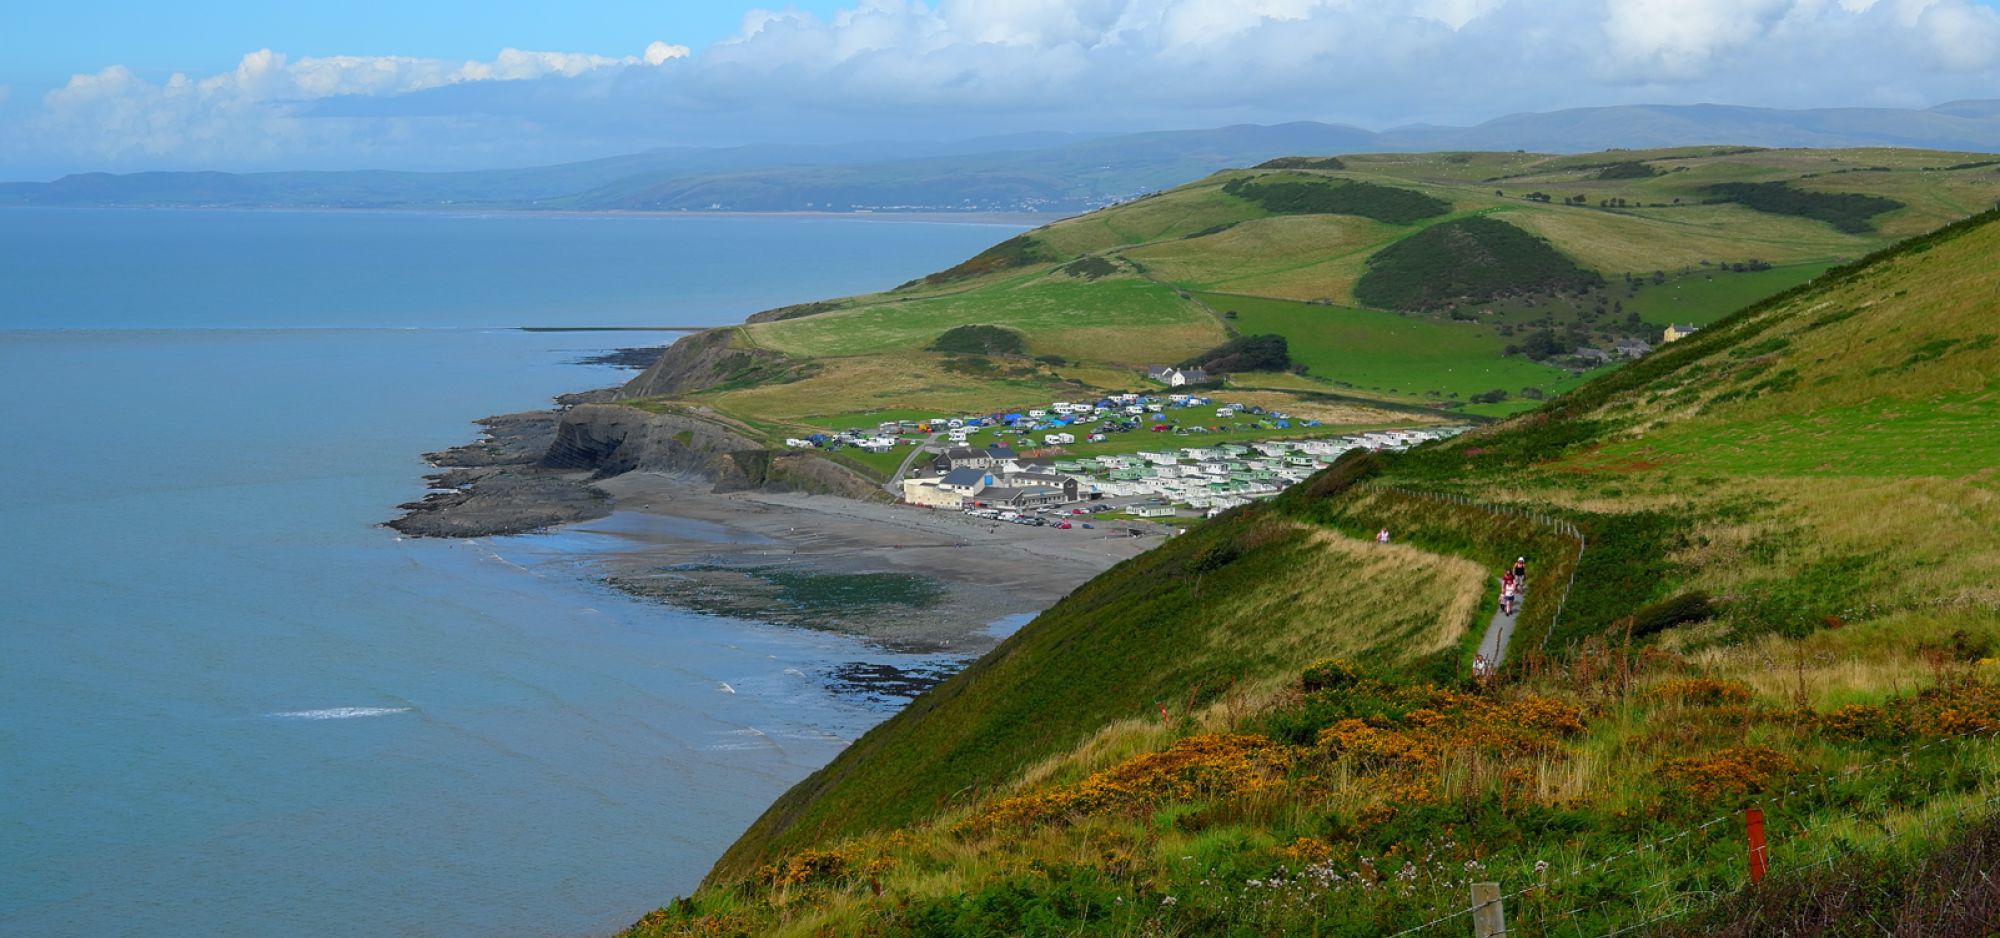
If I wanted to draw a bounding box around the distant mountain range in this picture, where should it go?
[7,100,2000,214]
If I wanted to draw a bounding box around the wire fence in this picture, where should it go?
[1348,720,2000,937]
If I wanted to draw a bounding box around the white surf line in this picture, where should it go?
[267,707,413,720]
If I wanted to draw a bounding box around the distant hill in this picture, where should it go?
[7,100,2000,213]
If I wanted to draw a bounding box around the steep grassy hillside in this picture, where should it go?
[630,212,2000,937]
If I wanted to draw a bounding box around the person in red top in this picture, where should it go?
[1500,572,1518,615]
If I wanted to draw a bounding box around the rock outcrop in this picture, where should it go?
[545,403,884,499]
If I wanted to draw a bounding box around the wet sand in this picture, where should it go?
[575,472,1169,652]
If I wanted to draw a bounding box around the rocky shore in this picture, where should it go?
[387,406,616,537]
[388,369,1166,651]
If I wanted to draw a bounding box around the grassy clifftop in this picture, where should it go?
[634,211,2000,937]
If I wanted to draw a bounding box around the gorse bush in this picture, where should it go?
[1708,181,1905,234]
[1221,175,1449,224]
[919,234,1056,285]
[1353,216,1605,311]
[1179,334,1290,374]
[928,324,1026,356]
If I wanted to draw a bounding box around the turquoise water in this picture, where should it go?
[0,209,1019,936]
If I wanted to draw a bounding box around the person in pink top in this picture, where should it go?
[1501,571,1519,615]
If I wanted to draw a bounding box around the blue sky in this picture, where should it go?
[3,1,849,88]
[8,0,2000,178]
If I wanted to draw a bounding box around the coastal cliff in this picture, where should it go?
[544,402,883,499]
[390,395,881,538]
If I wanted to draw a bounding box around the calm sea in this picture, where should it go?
[0,208,1023,936]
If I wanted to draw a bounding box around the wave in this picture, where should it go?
[268,707,413,720]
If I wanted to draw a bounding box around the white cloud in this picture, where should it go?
[12,0,2000,174]
[645,42,693,65]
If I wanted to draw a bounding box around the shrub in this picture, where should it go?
[1254,156,1348,171]
[920,234,1056,285]
[1707,182,1904,234]
[1060,256,1119,280]
[1660,746,1795,797]
[1180,334,1290,374]
[1595,161,1661,180]
[1629,591,1716,637]
[929,324,1027,356]
[1221,175,1449,224]
[1647,677,1752,706]
[1353,217,1605,311]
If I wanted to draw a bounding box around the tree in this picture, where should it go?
[1518,329,1563,360]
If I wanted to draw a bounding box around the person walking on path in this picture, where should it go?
[1512,556,1528,585]
[1500,572,1519,616]
[1376,527,1391,545]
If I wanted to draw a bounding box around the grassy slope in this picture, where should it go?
[622,149,2000,464]
[651,212,2000,937]
[1207,292,1594,412]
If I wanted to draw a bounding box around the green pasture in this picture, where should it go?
[1203,292,1591,410]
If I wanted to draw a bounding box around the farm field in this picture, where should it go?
[1624,262,1835,327]
[620,145,2000,453]
[745,273,1222,364]
[1205,292,1593,414]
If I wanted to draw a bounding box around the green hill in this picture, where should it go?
[629,211,2000,937]
[613,146,2000,446]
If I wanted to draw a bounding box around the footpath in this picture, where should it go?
[1477,582,1520,670]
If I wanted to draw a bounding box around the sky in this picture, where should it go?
[6,0,2000,179]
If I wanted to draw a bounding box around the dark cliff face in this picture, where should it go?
[618,329,808,400]
[545,403,887,499]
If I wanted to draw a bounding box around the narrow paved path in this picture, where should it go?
[883,432,943,496]
[1478,580,1520,668]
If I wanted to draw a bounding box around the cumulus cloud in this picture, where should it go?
[10,0,2000,175]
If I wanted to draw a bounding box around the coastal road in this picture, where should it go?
[1477,579,1519,670]
[884,433,943,495]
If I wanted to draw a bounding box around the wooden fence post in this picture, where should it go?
[1471,882,1505,937]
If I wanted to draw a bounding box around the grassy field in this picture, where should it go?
[627,211,2000,938]
[824,443,916,479]
[1624,262,1834,327]
[747,273,1223,364]
[1205,292,1591,412]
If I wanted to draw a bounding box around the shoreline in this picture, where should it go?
[563,472,1167,654]
[389,395,1169,653]
[2,203,1050,227]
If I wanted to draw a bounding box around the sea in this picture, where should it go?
[0,207,1027,937]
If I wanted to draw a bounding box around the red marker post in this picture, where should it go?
[1745,807,1768,884]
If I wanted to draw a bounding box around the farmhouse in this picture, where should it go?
[1662,323,1701,343]
[1615,337,1654,358]
[1145,366,1210,387]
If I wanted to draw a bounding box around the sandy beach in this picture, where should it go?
[574,472,1169,652]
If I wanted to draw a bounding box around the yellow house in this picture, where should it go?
[1662,323,1700,343]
